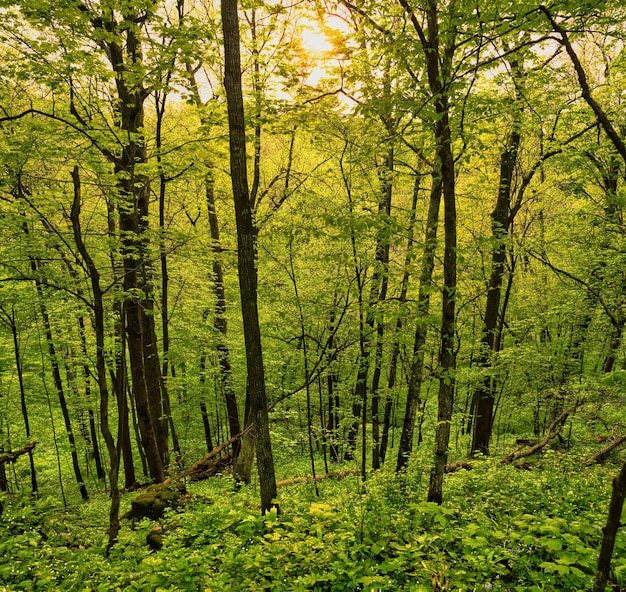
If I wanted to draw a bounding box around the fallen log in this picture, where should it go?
[276,470,358,488]
[188,452,235,481]
[164,424,254,485]
[502,409,569,464]
[0,441,37,465]
[445,461,473,473]
[586,435,626,466]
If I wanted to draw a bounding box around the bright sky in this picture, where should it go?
[301,27,334,55]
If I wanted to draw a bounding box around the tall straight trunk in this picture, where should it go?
[186,57,241,457]
[288,237,318,494]
[221,0,277,512]
[471,115,521,455]
[155,91,180,465]
[206,177,241,454]
[198,349,215,452]
[400,0,458,505]
[77,315,105,480]
[396,172,442,471]
[427,103,456,504]
[380,173,421,464]
[33,269,89,501]
[6,309,37,493]
[106,199,136,488]
[344,151,392,469]
[371,144,394,470]
[70,166,120,550]
[326,302,340,462]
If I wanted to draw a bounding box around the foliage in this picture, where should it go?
[0,449,624,591]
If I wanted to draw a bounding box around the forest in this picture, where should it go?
[0,0,625,590]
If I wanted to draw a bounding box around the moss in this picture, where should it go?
[128,486,182,520]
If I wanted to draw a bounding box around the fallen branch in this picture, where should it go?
[445,461,473,473]
[164,424,254,485]
[276,470,358,488]
[188,453,235,481]
[0,441,37,465]
[586,435,626,466]
[502,409,570,464]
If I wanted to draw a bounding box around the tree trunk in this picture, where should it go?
[396,171,442,471]
[70,166,120,549]
[6,309,38,493]
[380,172,421,465]
[326,302,340,462]
[371,143,394,470]
[471,115,521,455]
[34,272,89,501]
[221,0,277,512]
[186,56,242,458]
[206,176,241,454]
[593,460,626,592]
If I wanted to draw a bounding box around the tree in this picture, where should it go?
[221,0,277,513]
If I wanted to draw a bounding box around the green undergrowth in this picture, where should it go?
[0,452,625,591]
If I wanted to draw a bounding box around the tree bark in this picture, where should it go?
[593,461,626,592]
[396,169,442,471]
[471,100,522,455]
[221,0,277,512]
[70,166,120,549]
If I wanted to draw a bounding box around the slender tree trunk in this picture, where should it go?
[206,177,241,454]
[404,0,458,505]
[6,310,38,494]
[380,173,421,464]
[593,461,626,592]
[155,91,180,466]
[471,109,521,455]
[77,316,105,480]
[326,303,340,462]
[106,199,136,489]
[221,0,277,512]
[372,143,394,470]
[186,56,242,457]
[70,166,120,549]
[396,172,442,471]
[33,271,89,501]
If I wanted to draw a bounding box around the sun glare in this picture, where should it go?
[301,27,334,55]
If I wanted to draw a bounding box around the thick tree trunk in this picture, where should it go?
[221,0,277,512]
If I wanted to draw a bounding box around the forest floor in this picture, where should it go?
[1,441,625,591]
